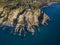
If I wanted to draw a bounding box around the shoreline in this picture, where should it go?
[0,0,51,36]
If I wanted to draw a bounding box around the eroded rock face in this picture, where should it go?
[0,3,50,37]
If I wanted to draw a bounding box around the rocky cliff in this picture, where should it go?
[0,1,50,37]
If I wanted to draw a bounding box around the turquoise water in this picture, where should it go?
[0,3,60,45]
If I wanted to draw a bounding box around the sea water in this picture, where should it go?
[0,3,60,45]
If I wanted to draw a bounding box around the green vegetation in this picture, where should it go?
[18,21,24,24]
[2,17,8,22]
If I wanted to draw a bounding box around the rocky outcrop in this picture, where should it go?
[0,1,50,37]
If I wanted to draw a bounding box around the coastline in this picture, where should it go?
[0,0,55,36]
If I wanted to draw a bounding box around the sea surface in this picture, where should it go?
[0,3,60,45]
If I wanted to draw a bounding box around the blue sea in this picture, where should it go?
[0,3,60,45]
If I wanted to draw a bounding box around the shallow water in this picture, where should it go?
[0,3,60,45]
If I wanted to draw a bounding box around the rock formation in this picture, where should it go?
[0,0,51,37]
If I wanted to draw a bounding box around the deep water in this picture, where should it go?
[0,3,60,45]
